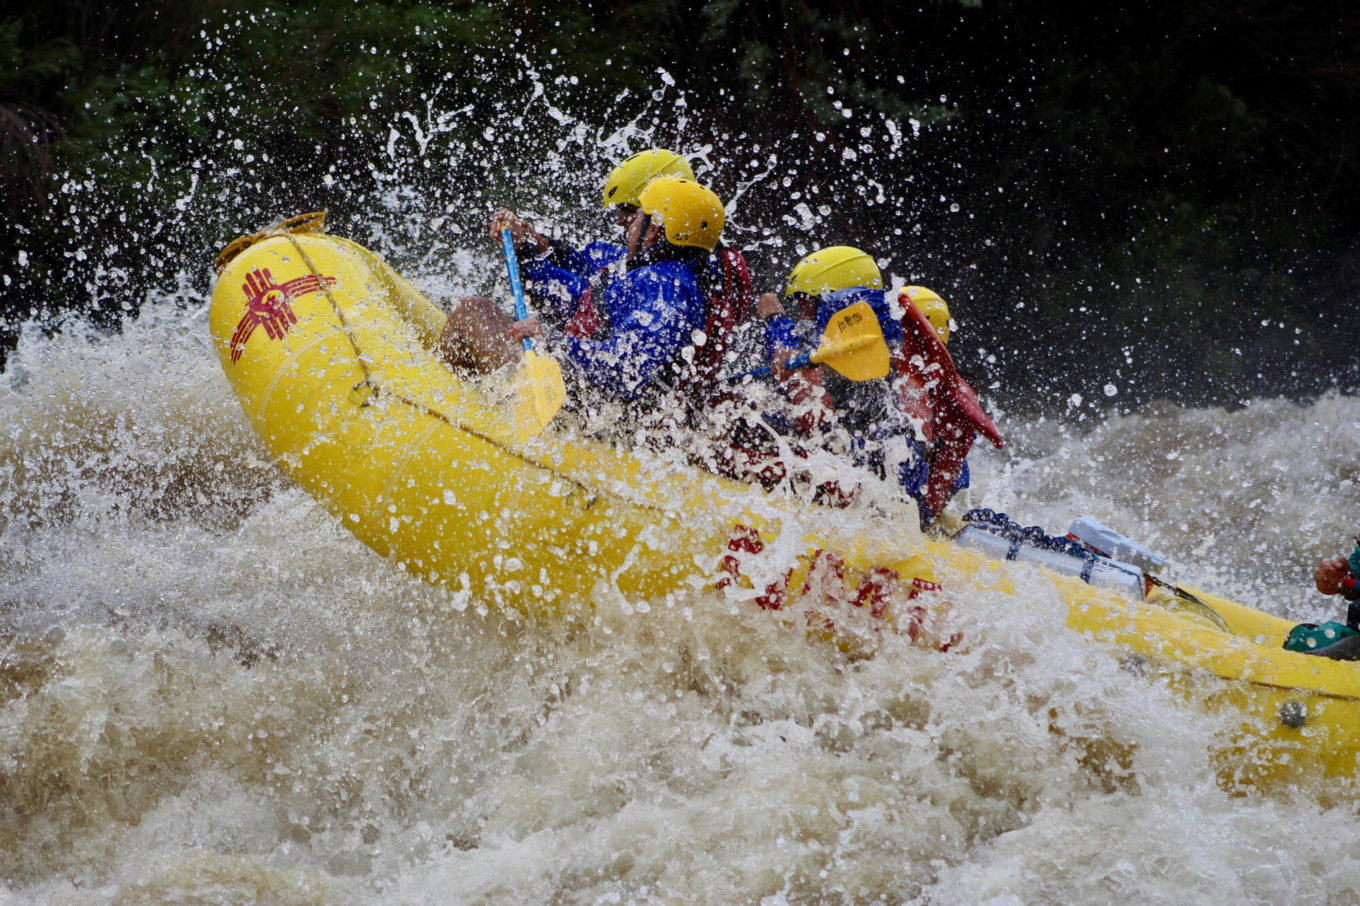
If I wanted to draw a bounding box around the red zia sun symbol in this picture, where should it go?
[229,266,335,363]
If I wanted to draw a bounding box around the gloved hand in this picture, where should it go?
[1316,556,1359,597]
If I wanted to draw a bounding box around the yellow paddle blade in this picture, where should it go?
[512,350,567,442]
[810,301,890,380]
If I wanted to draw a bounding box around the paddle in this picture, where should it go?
[1143,574,1227,626]
[897,291,1002,450]
[500,228,567,442]
[727,300,891,383]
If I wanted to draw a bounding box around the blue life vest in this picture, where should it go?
[564,259,707,401]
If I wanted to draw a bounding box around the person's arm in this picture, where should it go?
[528,238,603,277]
[578,241,626,274]
[526,242,626,323]
[918,410,975,529]
[519,258,591,328]
[753,294,836,432]
[488,209,551,256]
[757,294,807,381]
[764,318,803,381]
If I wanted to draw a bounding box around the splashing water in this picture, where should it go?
[5,44,1360,906]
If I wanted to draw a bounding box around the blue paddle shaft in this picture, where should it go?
[500,228,532,351]
[726,350,814,383]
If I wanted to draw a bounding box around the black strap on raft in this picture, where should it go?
[962,508,1103,582]
[1347,599,1360,632]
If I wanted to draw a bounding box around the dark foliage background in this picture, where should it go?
[2,0,1358,415]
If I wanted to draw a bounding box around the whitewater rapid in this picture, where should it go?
[3,294,1360,905]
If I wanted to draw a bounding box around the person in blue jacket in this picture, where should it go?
[490,149,696,331]
[511,176,726,414]
[750,246,995,525]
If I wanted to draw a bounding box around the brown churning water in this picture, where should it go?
[2,294,1360,904]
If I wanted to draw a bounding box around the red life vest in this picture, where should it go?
[693,247,754,383]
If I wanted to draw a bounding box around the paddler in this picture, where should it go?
[491,148,755,401]
[489,148,693,327]
[458,151,682,385]
[1272,538,1360,659]
[510,176,732,436]
[752,246,1003,527]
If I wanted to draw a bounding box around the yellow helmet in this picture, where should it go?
[601,149,696,208]
[900,285,952,345]
[784,246,882,298]
[638,176,725,251]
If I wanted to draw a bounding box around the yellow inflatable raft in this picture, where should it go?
[209,219,1360,789]
[207,217,937,621]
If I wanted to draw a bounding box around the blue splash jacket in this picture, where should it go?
[562,258,707,402]
[521,240,625,325]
